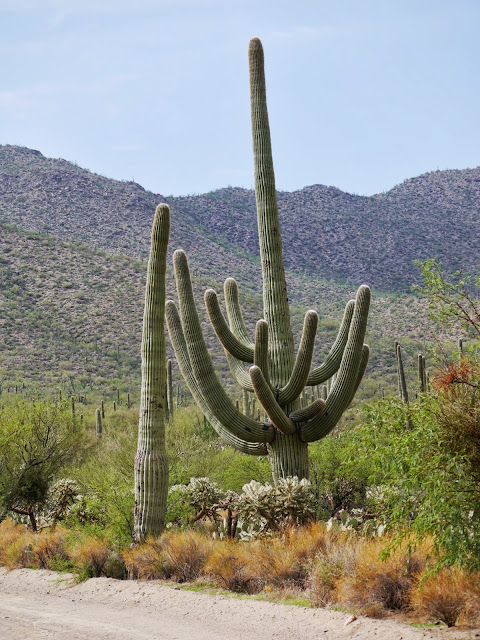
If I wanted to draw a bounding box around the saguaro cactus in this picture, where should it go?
[166,38,370,482]
[95,408,102,438]
[134,204,170,540]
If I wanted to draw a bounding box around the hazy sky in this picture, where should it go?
[2,0,479,197]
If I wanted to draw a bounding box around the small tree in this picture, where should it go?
[414,258,480,339]
[0,399,87,531]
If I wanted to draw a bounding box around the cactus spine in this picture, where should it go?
[133,204,170,540]
[166,38,370,482]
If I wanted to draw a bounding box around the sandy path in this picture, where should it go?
[0,568,477,640]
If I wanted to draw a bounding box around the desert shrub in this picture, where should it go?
[0,519,36,569]
[250,537,307,588]
[122,537,165,580]
[159,530,212,582]
[204,542,262,593]
[31,527,70,570]
[309,431,370,520]
[282,521,329,563]
[0,399,90,532]
[410,567,480,627]
[307,531,356,606]
[68,536,110,578]
[354,388,480,571]
[335,538,425,614]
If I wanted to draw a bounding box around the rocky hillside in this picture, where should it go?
[1,145,478,293]
[0,221,437,402]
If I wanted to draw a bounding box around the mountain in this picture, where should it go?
[0,145,479,293]
[0,219,438,402]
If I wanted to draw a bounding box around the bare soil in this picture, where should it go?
[0,568,478,640]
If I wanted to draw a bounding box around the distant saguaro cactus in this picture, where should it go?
[166,38,370,482]
[95,408,102,438]
[134,204,170,540]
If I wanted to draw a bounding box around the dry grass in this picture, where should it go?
[122,537,164,580]
[335,539,425,615]
[159,530,213,583]
[307,532,357,606]
[204,542,262,593]
[0,520,35,568]
[410,567,480,627]
[68,536,110,578]
[1,517,480,630]
[32,528,69,569]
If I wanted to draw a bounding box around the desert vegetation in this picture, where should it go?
[0,36,479,635]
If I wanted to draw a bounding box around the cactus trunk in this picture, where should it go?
[134,204,170,541]
[268,434,309,482]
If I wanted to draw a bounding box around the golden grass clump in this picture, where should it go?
[0,520,36,569]
[31,527,69,570]
[335,538,425,615]
[122,537,165,580]
[250,537,307,588]
[159,530,213,583]
[410,567,480,627]
[204,541,262,593]
[0,520,34,568]
[68,536,110,578]
[282,522,329,564]
[307,531,357,606]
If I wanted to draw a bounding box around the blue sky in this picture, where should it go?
[1,0,479,197]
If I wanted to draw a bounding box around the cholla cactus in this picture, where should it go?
[238,477,315,537]
[166,38,370,482]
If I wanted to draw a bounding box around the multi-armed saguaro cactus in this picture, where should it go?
[166,38,370,482]
[134,204,170,540]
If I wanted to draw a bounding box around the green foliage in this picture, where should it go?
[0,399,89,530]
[354,385,480,570]
[309,432,370,520]
[414,258,480,339]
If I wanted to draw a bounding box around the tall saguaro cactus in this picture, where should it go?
[166,38,370,482]
[134,204,170,540]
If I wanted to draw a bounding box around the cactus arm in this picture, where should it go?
[307,300,354,385]
[171,250,274,443]
[225,352,255,391]
[166,358,174,421]
[254,319,271,387]
[278,310,318,405]
[289,398,326,423]
[302,343,369,443]
[249,37,295,386]
[224,278,252,344]
[165,300,268,455]
[205,289,254,362]
[134,204,170,541]
[249,365,296,435]
[300,285,371,442]
[350,344,370,399]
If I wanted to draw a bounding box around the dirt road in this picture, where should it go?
[0,568,477,640]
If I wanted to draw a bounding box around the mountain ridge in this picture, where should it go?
[0,145,478,293]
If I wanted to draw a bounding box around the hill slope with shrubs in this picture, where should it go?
[0,222,436,399]
[0,145,479,293]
